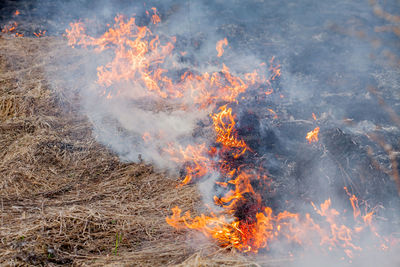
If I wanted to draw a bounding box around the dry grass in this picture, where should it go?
[0,35,256,266]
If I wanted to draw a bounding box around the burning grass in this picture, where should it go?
[60,11,400,261]
[0,35,266,266]
[1,2,400,265]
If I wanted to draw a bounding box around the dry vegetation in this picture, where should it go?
[0,35,260,266]
[2,3,399,263]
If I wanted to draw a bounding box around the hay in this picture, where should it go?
[0,35,249,266]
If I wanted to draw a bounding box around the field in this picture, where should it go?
[1,1,400,266]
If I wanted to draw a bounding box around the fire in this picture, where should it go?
[1,22,18,34]
[150,7,161,24]
[306,126,320,143]
[216,38,228,57]
[268,56,281,81]
[13,10,20,16]
[167,174,386,255]
[167,169,301,253]
[66,14,280,107]
[64,8,397,260]
[166,205,298,253]
[167,190,387,255]
[34,30,46,37]
[64,8,279,188]
[66,14,177,98]
[211,105,250,158]
[1,21,23,37]
[164,144,211,185]
[166,104,388,255]
[267,108,278,119]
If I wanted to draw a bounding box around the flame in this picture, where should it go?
[164,144,211,185]
[64,9,396,259]
[34,30,46,38]
[267,108,278,119]
[65,13,280,109]
[269,56,281,81]
[65,10,280,189]
[306,126,320,143]
[1,20,23,37]
[167,169,388,255]
[1,22,18,34]
[13,10,20,16]
[167,169,302,253]
[211,105,250,158]
[150,7,161,24]
[216,38,228,57]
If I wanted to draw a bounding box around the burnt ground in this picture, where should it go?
[1,0,400,266]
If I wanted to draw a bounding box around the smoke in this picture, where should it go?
[30,0,400,265]
[84,92,208,169]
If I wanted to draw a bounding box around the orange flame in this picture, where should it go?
[34,30,46,38]
[65,14,279,108]
[211,105,250,158]
[164,144,211,185]
[167,169,302,253]
[167,163,389,255]
[312,112,317,121]
[216,37,228,57]
[64,10,395,258]
[306,126,320,143]
[1,22,18,34]
[267,108,278,119]
[150,7,161,24]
